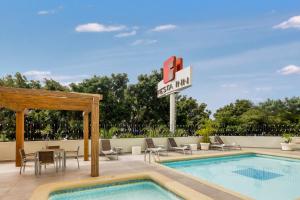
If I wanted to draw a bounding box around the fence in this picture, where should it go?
[1,122,300,141]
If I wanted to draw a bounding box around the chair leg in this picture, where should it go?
[19,164,22,174]
[77,157,80,169]
[23,162,26,172]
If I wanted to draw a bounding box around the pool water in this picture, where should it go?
[49,180,182,200]
[163,154,300,200]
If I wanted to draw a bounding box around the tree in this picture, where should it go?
[176,96,210,127]
[44,79,68,91]
[71,73,129,125]
[125,70,169,125]
[214,99,253,126]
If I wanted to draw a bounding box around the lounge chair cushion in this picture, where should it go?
[102,150,117,155]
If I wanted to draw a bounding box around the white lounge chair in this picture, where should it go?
[168,138,192,155]
[101,140,118,160]
[211,135,241,150]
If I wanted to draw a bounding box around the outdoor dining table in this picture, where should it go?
[34,149,66,175]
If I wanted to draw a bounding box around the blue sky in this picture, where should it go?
[1,0,300,112]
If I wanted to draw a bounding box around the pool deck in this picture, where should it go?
[1,148,300,200]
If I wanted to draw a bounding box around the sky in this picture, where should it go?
[0,0,300,113]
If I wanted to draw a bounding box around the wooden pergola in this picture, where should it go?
[0,86,102,177]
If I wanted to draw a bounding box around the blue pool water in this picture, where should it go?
[163,154,300,200]
[49,180,182,200]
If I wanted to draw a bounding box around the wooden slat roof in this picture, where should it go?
[0,86,102,111]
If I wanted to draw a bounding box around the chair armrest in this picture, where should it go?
[180,144,189,147]
[65,150,77,153]
[26,153,36,156]
[211,142,220,145]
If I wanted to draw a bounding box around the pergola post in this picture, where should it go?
[15,110,25,167]
[91,98,99,177]
[83,111,89,161]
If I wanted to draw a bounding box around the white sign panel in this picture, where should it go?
[157,66,192,98]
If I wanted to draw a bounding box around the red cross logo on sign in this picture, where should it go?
[163,56,183,84]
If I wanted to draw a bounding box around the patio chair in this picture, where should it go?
[46,145,62,162]
[65,146,80,169]
[37,151,57,175]
[211,135,242,150]
[101,139,118,160]
[144,138,168,162]
[19,149,36,174]
[168,138,192,155]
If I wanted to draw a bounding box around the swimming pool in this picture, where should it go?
[163,153,300,200]
[49,180,182,200]
[30,172,208,200]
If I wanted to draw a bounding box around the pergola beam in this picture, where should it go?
[0,87,101,100]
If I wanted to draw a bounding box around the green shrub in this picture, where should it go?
[100,127,120,139]
[41,124,52,139]
[119,133,136,138]
[144,125,170,138]
[0,133,9,142]
[174,128,187,137]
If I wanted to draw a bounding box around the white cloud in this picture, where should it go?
[24,70,51,78]
[131,39,157,46]
[151,24,177,32]
[37,6,63,15]
[37,10,53,15]
[23,70,89,85]
[115,30,136,38]
[273,15,300,29]
[75,23,126,33]
[278,65,300,75]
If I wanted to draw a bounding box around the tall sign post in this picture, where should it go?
[157,56,192,134]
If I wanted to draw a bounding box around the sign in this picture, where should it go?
[157,66,192,98]
[157,56,192,134]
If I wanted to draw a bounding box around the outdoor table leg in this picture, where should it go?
[63,151,66,171]
[34,157,37,175]
[59,154,61,169]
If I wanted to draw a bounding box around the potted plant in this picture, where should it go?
[280,133,295,151]
[197,120,216,150]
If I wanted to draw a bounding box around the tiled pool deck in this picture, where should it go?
[1,148,300,200]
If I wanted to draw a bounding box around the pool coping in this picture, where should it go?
[30,171,213,200]
[155,150,300,200]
